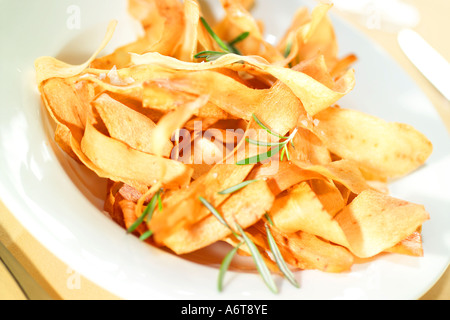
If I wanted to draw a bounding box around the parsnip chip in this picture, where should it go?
[90,37,152,69]
[35,20,117,85]
[295,3,338,68]
[163,180,274,254]
[335,190,430,258]
[314,106,433,180]
[289,126,331,165]
[54,124,78,161]
[293,159,372,195]
[385,230,424,257]
[131,52,355,116]
[128,0,185,57]
[41,78,89,143]
[150,164,255,243]
[215,0,284,64]
[176,0,200,62]
[276,3,339,69]
[142,70,268,120]
[269,182,349,247]
[92,93,173,157]
[80,119,193,189]
[247,161,323,196]
[310,178,346,217]
[248,222,354,273]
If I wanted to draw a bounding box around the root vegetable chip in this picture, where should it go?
[269,182,349,247]
[293,159,372,195]
[163,180,274,254]
[92,93,173,157]
[81,119,193,189]
[131,52,355,116]
[334,190,430,258]
[248,222,354,273]
[313,106,433,180]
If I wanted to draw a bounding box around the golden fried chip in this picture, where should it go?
[247,162,323,196]
[313,106,433,180]
[248,222,354,273]
[150,163,256,243]
[35,20,117,84]
[335,190,430,258]
[163,180,274,254]
[385,230,424,257]
[269,182,348,247]
[131,52,355,116]
[293,159,372,195]
[92,93,173,157]
[80,119,193,189]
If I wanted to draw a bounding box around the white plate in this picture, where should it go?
[0,0,449,300]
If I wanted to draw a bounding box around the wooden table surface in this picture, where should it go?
[1,0,449,300]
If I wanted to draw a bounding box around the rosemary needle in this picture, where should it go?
[199,196,241,240]
[237,115,298,165]
[217,180,259,195]
[127,190,160,234]
[265,224,300,289]
[236,144,283,165]
[195,17,249,61]
[199,197,280,294]
[251,113,287,140]
[218,241,244,292]
[235,223,278,294]
[200,17,231,53]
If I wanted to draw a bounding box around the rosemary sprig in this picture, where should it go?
[199,196,278,293]
[199,196,240,239]
[157,192,163,212]
[217,180,259,195]
[229,31,250,46]
[236,144,284,165]
[200,17,232,52]
[237,115,298,165]
[244,137,286,147]
[127,189,163,241]
[218,241,244,292]
[265,224,300,288]
[284,40,293,58]
[264,212,275,227]
[251,114,287,140]
[264,213,299,288]
[194,51,228,62]
[235,223,278,294]
[195,17,249,61]
[139,230,154,241]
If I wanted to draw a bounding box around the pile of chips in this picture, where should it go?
[35,0,432,284]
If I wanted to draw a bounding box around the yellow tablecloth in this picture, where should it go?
[1,0,449,300]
